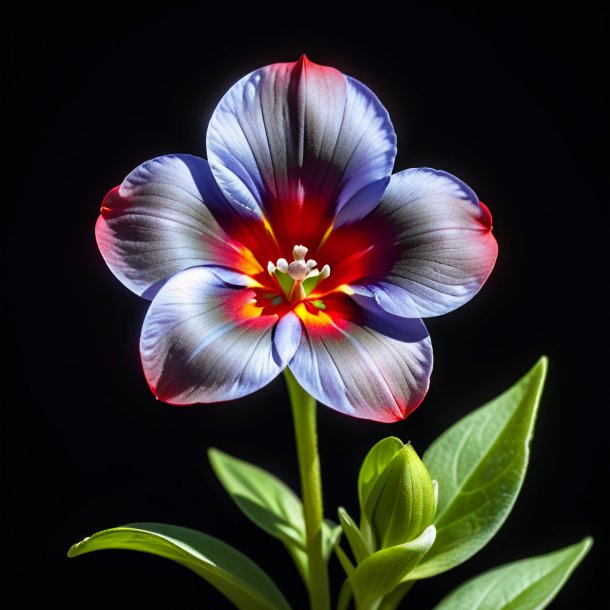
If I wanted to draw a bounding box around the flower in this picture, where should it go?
[96,56,497,422]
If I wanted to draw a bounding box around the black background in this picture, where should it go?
[3,3,608,609]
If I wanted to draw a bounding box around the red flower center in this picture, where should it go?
[212,201,402,321]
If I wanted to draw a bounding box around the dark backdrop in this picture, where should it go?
[3,3,608,609]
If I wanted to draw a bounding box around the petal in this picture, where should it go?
[358,168,498,317]
[96,154,260,299]
[140,267,282,404]
[273,311,302,365]
[288,295,432,422]
[350,282,421,319]
[206,55,396,249]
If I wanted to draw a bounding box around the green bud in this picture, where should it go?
[361,439,436,549]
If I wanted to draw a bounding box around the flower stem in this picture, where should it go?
[284,369,330,610]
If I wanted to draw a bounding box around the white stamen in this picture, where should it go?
[293,245,308,260]
[287,260,308,281]
[271,245,331,303]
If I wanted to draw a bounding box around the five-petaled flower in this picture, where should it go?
[96,56,497,422]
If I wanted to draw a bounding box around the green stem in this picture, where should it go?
[284,369,331,610]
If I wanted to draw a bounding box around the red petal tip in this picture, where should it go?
[478,200,493,230]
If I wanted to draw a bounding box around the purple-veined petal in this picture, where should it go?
[357,168,498,317]
[140,266,282,404]
[288,295,432,422]
[206,56,396,247]
[96,154,261,299]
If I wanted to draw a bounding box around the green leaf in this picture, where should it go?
[338,507,372,563]
[209,449,304,548]
[209,449,308,579]
[67,523,291,610]
[433,537,593,610]
[337,579,353,610]
[322,518,343,560]
[378,581,416,610]
[209,449,338,583]
[349,525,436,609]
[336,544,356,576]
[411,357,548,579]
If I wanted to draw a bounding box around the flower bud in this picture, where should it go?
[363,441,436,549]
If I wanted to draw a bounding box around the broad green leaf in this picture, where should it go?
[433,537,593,610]
[209,448,304,548]
[411,357,548,579]
[209,449,338,582]
[338,507,372,563]
[67,523,291,610]
[349,525,436,609]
